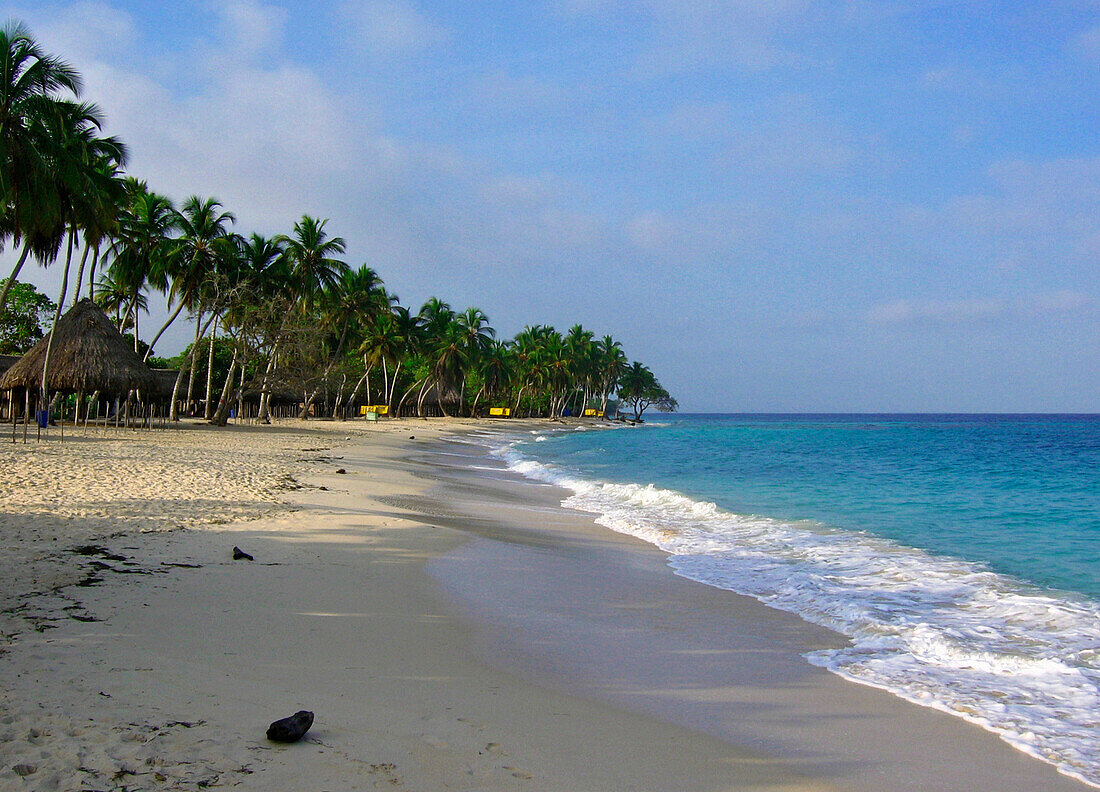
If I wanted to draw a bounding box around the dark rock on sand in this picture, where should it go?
[336,468,346,474]
[232,547,254,561]
[266,710,314,743]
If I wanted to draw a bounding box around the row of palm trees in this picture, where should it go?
[0,21,676,422]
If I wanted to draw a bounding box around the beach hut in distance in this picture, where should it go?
[0,298,159,424]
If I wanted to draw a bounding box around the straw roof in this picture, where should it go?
[0,299,160,396]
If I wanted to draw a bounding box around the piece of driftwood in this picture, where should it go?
[232,546,254,561]
[266,710,314,743]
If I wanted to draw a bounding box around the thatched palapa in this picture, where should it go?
[0,299,159,396]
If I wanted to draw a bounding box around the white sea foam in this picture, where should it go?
[492,440,1100,788]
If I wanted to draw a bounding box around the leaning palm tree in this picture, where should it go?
[0,21,84,314]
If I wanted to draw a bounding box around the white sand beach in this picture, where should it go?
[0,419,1091,791]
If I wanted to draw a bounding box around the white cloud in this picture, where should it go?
[338,0,449,59]
[19,0,137,62]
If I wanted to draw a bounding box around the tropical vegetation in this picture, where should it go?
[0,22,675,423]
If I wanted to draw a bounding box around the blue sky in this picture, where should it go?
[4,1,1100,411]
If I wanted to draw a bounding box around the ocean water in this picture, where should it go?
[490,414,1100,787]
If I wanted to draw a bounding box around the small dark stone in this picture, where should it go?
[232,547,254,561]
[12,764,37,777]
[409,435,415,440]
[266,710,314,743]
[335,468,346,474]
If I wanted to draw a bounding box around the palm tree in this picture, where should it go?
[299,264,388,418]
[0,21,83,314]
[73,154,126,304]
[94,269,144,330]
[143,195,235,362]
[469,339,512,417]
[454,307,495,415]
[511,324,552,416]
[270,215,347,419]
[386,305,424,415]
[34,99,127,409]
[564,323,596,414]
[208,234,290,426]
[276,215,348,309]
[596,334,626,416]
[104,180,180,351]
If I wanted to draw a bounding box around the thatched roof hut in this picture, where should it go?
[0,299,159,396]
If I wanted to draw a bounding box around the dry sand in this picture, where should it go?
[0,418,1091,791]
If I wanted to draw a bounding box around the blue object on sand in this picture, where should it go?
[36,410,49,428]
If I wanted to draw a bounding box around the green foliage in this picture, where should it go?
[0,279,55,353]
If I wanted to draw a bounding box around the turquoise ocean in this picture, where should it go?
[490,414,1100,786]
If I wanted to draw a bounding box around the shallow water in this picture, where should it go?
[491,414,1100,787]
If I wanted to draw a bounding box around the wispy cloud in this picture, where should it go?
[866,292,1091,326]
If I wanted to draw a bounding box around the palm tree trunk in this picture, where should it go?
[332,373,348,418]
[416,377,433,417]
[168,362,188,422]
[86,245,101,301]
[72,242,92,304]
[470,385,486,418]
[203,316,218,419]
[39,233,76,408]
[211,342,240,426]
[256,340,280,423]
[0,243,33,315]
[387,361,403,412]
[143,298,188,362]
[344,363,372,416]
[396,376,428,418]
[513,383,529,416]
[438,384,452,418]
[171,313,217,421]
[184,313,203,410]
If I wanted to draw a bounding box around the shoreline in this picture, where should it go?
[0,418,1091,790]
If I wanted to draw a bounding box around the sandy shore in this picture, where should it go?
[0,419,1091,790]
